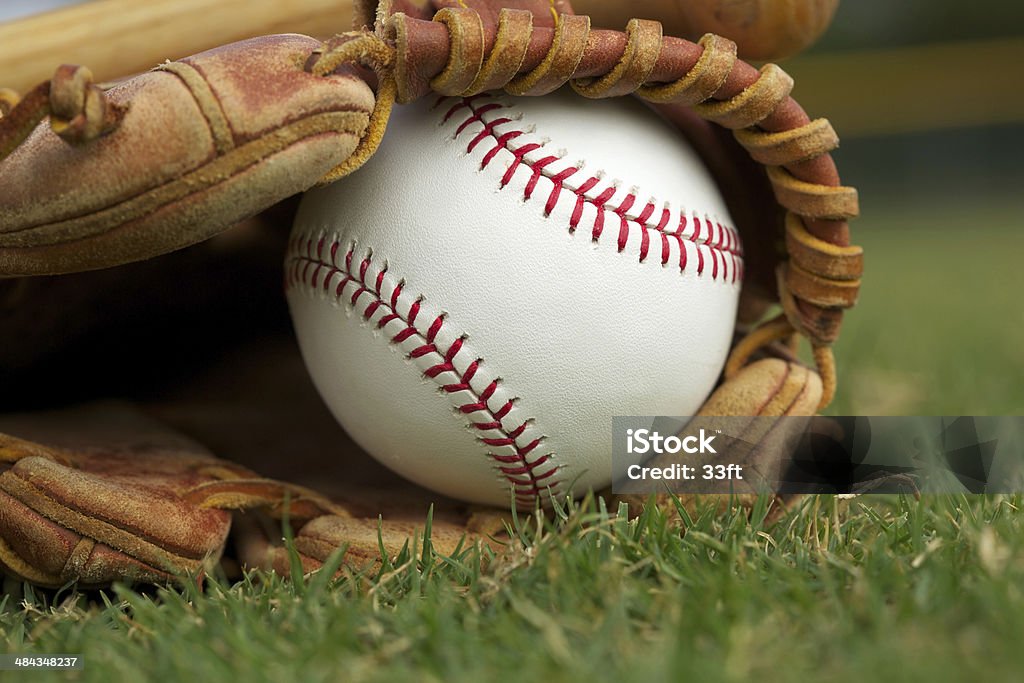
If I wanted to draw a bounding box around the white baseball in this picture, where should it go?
[286,89,743,507]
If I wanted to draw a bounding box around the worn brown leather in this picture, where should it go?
[0,406,261,588]
[361,0,841,61]
[0,401,506,587]
[0,0,860,588]
[0,35,374,276]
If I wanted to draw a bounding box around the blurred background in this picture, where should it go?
[1,0,1021,415]
[784,1,1024,415]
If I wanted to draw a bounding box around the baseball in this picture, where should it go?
[285,89,743,507]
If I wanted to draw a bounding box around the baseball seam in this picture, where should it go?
[441,94,744,284]
[286,233,563,505]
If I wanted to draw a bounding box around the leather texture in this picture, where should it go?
[0,406,239,588]
[286,88,743,506]
[0,35,375,276]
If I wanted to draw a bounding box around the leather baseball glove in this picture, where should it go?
[0,0,861,589]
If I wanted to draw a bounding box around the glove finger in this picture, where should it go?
[0,404,245,588]
[0,35,374,276]
[611,358,821,523]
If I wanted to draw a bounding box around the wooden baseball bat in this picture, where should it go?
[0,0,355,94]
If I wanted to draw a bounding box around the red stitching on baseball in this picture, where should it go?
[445,95,743,282]
[285,237,562,505]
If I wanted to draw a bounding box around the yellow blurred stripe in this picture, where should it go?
[784,38,1024,137]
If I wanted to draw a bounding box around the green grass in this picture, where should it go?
[3,495,1023,682]
[3,198,1022,682]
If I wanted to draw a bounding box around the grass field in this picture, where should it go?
[3,196,1022,682]
[2,495,1022,682]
